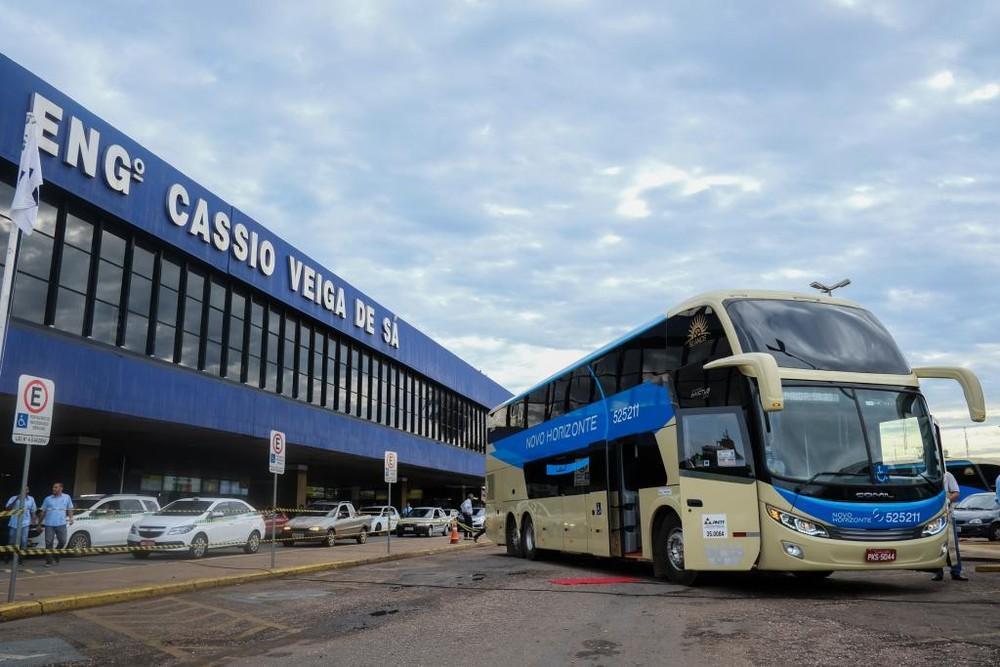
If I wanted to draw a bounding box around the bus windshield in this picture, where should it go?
[726,299,910,374]
[764,386,941,484]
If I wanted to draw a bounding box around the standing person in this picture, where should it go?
[39,482,73,567]
[932,468,967,581]
[403,502,412,517]
[473,487,487,543]
[995,471,1000,505]
[460,493,474,539]
[4,486,37,564]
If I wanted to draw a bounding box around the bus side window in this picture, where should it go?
[548,374,570,420]
[948,462,987,490]
[526,387,548,428]
[977,464,1000,491]
[569,368,594,411]
[592,350,619,397]
[666,307,732,369]
[678,407,754,478]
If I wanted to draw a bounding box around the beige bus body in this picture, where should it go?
[485,290,985,577]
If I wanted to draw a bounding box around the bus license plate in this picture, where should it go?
[865,548,896,563]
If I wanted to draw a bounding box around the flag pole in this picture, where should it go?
[0,222,22,375]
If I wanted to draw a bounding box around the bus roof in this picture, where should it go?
[494,289,867,411]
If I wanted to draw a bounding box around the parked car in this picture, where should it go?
[68,494,160,550]
[396,507,451,537]
[471,507,486,531]
[359,506,400,534]
[282,501,370,546]
[262,510,288,539]
[953,492,1000,541]
[128,497,265,559]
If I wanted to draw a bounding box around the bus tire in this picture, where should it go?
[653,513,698,585]
[505,514,522,557]
[521,515,537,560]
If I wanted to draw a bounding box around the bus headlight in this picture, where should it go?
[766,505,829,538]
[921,515,948,537]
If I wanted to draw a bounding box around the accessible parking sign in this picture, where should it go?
[12,374,55,446]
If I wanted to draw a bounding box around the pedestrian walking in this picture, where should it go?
[932,469,967,581]
[4,486,37,564]
[39,482,73,566]
[460,493,474,539]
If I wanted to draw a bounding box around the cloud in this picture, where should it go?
[957,82,1000,104]
[616,162,762,219]
[925,70,955,90]
[483,203,531,218]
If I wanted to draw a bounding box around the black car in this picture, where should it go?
[953,493,1000,541]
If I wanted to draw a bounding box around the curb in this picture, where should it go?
[974,564,1000,573]
[0,541,485,622]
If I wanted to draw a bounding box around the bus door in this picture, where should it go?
[676,407,760,571]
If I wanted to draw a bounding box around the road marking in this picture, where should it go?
[73,609,188,660]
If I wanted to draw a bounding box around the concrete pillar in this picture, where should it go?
[349,486,361,507]
[71,437,101,496]
[399,478,408,511]
[294,465,308,508]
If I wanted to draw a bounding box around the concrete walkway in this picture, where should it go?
[0,534,486,621]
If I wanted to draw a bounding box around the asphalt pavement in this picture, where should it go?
[2,545,1000,666]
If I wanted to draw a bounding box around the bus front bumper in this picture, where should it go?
[758,526,948,571]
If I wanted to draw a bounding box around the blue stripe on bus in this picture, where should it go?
[492,382,674,467]
[774,486,945,529]
[546,458,590,476]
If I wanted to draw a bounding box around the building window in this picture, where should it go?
[265,307,280,392]
[179,269,204,368]
[312,331,325,406]
[7,197,56,325]
[123,244,154,353]
[154,256,181,361]
[226,290,246,381]
[372,357,382,423]
[325,338,338,410]
[54,212,93,335]
[338,341,350,414]
[359,351,370,419]
[247,299,264,386]
[281,314,296,397]
[91,228,126,345]
[296,323,310,402]
[350,346,361,416]
[204,279,225,375]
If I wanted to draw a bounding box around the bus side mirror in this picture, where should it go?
[913,366,987,423]
[704,353,784,413]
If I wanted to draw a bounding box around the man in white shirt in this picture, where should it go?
[460,493,475,539]
[932,470,967,581]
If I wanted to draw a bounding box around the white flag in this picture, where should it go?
[9,113,43,237]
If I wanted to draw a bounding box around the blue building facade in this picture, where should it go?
[0,55,509,508]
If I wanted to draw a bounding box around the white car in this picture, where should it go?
[359,506,400,534]
[471,507,486,531]
[67,494,160,550]
[396,507,452,537]
[128,497,265,559]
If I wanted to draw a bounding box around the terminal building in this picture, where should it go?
[0,55,510,510]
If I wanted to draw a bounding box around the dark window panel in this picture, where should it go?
[123,313,149,352]
[91,301,119,345]
[54,288,86,334]
[11,273,48,323]
[100,230,126,266]
[63,213,94,250]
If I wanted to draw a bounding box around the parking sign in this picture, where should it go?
[384,450,397,483]
[12,375,55,446]
[269,430,286,474]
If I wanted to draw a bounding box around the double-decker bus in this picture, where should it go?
[485,290,986,583]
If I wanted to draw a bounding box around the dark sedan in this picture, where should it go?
[953,493,1000,541]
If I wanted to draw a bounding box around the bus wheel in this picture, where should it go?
[505,515,522,557]
[521,516,537,560]
[654,514,698,585]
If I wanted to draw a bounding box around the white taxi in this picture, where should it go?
[128,497,265,559]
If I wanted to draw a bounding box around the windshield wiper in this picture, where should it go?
[794,470,867,493]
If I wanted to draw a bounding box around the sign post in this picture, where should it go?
[268,430,285,570]
[384,451,397,555]
[7,374,55,602]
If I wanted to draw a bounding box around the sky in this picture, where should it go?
[2,1,999,456]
